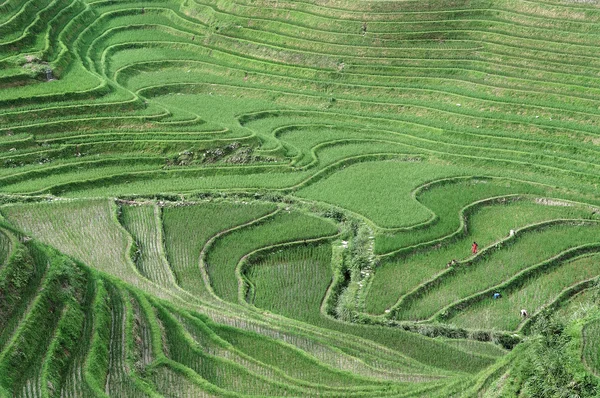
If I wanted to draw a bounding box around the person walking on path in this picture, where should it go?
[471,241,478,254]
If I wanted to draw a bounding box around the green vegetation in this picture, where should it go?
[366,197,595,314]
[296,160,463,229]
[121,204,177,289]
[0,244,87,396]
[393,222,600,321]
[506,315,598,398]
[211,323,383,388]
[162,201,277,299]
[1,200,138,285]
[450,254,600,331]
[583,318,600,377]
[0,231,11,266]
[246,243,333,324]
[374,178,552,254]
[2,0,600,395]
[205,210,338,302]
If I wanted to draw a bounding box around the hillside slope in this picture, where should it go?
[1,0,600,396]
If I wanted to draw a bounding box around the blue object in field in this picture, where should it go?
[493,292,501,299]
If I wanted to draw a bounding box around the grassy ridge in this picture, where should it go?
[367,197,595,314]
[0,245,87,396]
[393,222,600,321]
[450,254,600,331]
[162,201,277,299]
[205,210,338,302]
[121,204,177,289]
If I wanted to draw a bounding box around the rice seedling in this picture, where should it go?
[2,0,600,394]
[582,318,600,376]
[246,243,332,324]
[366,197,595,314]
[154,302,310,396]
[438,338,507,358]
[449,254,600,331]
[1,199,133,282]
[210,322,398,388]
[0,199,173,301]
[395,222,600,321]
[374,178,550,254]
[149,364,220,398]
[120,204,177,288]
[205,210,338,303]
[295,160,464,229]
[162,201,276,298]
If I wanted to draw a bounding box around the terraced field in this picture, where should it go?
[2,0,600,395]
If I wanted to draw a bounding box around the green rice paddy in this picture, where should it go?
[1,0,600,395]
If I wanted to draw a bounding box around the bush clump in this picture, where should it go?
[517,314,598,397]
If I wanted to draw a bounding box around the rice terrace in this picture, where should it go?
[2,0,600,395]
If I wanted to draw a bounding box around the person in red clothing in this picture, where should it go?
[471,241,478,254]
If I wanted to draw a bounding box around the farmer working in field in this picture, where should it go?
[471,241,478,254]
[446,259,458,268]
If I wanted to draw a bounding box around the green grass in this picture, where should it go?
[120,204,177,288]
[0,230,11,267]
[205,210,338,302]
[366,197,595,314]
[394,222,600,321]
[162,201,276,299]
[150,92,277,133]
[246,243,333,325]
[0,246,87,396]
[2,163,165,194]
[555,289,598,325]
[59,167,310,197]
[295,159,464,229]
[449,254,600,331]
[0,243,46,352]
[582,318,600,377]
[2,0,600,394]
